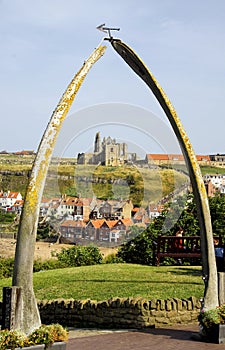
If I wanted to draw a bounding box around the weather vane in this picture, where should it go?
[96,23,120,39]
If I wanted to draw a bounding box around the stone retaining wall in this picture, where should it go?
[39,296,201,328]
[0,232,15,239]
[0,296,201,329]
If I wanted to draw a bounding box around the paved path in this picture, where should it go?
[67,324,225,350]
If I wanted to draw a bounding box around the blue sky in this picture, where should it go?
[1,0,225,156]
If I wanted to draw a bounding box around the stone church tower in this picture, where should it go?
[94,132,101,153]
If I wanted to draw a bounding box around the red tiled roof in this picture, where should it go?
[12,200,23,207]
[61,197,76,206]
[105,220,117,229]
[60,196,92,207]
[120,218,133,227]
[169,154,184,161]
[146,154,210,162]
[51,198,61,202]
[14,150,34,155]
[60,220,86,228]
[89,219,105,229]
[41,198,50,203]
[147,154,184,161]
[87,219,132,229]
[9,192,19,198]
[134,214,142,220]
[146,154,170,161]
[132,207,140,213]
[67,199,78,206]
[148,204,164,212]
[0,191,20,199]
[133,207,147,219]
[196,155,210,161]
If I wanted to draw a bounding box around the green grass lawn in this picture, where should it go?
[0,264,204,301]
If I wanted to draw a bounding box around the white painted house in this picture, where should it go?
[0,191,23,209]
[203,174,225,189]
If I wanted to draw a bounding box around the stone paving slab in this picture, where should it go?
[67,324,225,350]
[68,327,134,339]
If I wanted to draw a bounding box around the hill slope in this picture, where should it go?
[0,155,188,206]
[0,264,204,301]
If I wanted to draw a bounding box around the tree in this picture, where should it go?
[118,193,225,267]
[118,229,156,265]
[118,194,194,265]
[209,194,225,237]
[118,193,225,265]
[56,246,103,267]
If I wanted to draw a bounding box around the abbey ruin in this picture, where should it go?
[77,132,137,166]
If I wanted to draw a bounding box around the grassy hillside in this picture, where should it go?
[0,155,189,206]
[200,166,225,175]
[0,153,224,206]
[0,264,204,301]
[40,164,189,206]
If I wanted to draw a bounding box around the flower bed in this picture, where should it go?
[12,344,66,350]
[199,304,225,343]
[0,324,68,350]
[15,346,44,350]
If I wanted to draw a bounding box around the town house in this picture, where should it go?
[60,220,86,243]
[147,204,164,219]
[90,199,133,220]
[11,199,24,212]
[0,191,23,210]
[84,218,133,243]
[145,154,211,166]
[84,219,105,241]
[57,196,92,221]
[204,174,225,197]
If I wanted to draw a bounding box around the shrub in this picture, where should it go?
[103,253,124,264]
[199,308,221,331]
[199,304,225,331]
[45,323,69,343]
[0,210,16,223]
[0,329,29,350]
[33,258,66,272]
[0,257,67,278]
[56,245,103,267]
[117,229,157,265]
[0,257,14,278]
[28,326,53,347]
[0,324,68,349]
[29,324,68,347]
